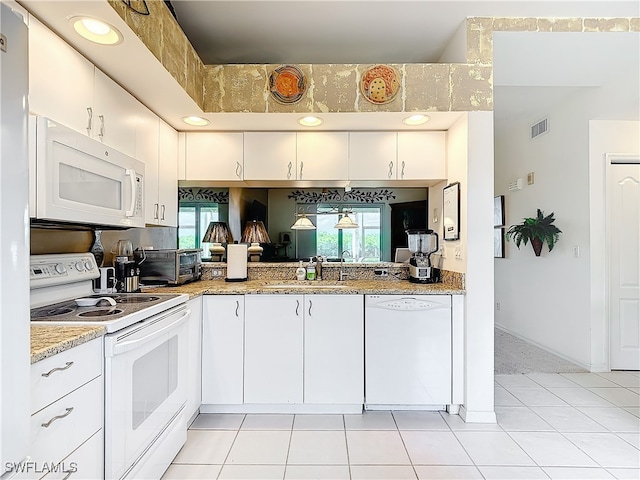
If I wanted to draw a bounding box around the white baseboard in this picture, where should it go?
[460,405,497,424]
[200,404,363,414]
[495,324,591,371]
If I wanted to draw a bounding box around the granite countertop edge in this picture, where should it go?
[30,325,106,364]
[143,280,465,299]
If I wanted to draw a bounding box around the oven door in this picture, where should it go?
[104,304,190,480]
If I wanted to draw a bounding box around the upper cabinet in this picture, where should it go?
[349,132,398,181]
[29,16,94,137]
[397,132,446,180]
[243,132,297,181]
[296,132,349,181]
[184,133,244,181]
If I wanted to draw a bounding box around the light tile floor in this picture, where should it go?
[164,372,640,479]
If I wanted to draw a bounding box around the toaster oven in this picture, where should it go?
[136,249,202,285]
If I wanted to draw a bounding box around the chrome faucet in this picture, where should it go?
[339,250,351,281]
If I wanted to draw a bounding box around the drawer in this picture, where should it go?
[30,376,103,471]
[40,430,103,480]
[31,338,102,414]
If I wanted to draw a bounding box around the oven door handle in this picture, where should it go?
[111,309,190,356]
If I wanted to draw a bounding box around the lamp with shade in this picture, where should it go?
[241,220,271,261]
[202,221,233,261]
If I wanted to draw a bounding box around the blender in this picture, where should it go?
[406,229,440,284]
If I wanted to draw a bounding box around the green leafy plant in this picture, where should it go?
[506,209,562,256]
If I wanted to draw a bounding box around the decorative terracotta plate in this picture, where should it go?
[360,64,401,104]
[269,65,307,104]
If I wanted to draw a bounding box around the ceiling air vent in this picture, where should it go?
[530,117,549,140]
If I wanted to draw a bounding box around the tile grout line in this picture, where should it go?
[215,415,246,480]
[391,411,419,480]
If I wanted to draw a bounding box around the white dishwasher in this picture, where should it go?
[365,294,452,409]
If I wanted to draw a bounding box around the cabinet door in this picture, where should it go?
[93,69,139,157]
[244,295,303,404]
[397,132,446,180]
[202,296,244,404]
[136,107,160,225]
[157,120,178,227]
[185,133,244,181]
[349,132,398,180]
[28,16,94,135]
[304,295,364,404]
[186,296,203,419]
[296,132,348,181]
[243,132,297,180]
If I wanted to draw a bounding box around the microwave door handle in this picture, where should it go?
[124,169,136,217]
[111,309,190,356]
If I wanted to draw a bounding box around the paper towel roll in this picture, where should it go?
[226,244,248,282]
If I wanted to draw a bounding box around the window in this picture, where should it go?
[178,204,219,251]
[315,205,381,262]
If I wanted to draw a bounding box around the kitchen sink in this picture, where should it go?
[263,283,349,289]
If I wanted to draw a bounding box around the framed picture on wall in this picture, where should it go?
[443,182,460,241]
[494,228,505,258]
[494,195,505,227]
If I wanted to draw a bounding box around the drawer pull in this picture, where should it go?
[41,361,74,377]
[41,407,74,428]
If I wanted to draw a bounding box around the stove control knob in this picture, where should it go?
[75,261,85,272]
[84,260,94,271]
[55,263,66,274]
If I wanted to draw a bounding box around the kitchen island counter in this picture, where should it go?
[143,279,465,299]
[30,325,106,364]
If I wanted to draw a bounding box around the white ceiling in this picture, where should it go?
[16,0,640,132]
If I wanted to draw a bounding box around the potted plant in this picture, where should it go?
[506,209,562,256]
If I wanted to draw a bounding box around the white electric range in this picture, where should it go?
[30,253,190,480]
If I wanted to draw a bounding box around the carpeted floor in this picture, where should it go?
[495,328,588,375]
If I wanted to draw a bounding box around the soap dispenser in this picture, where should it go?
[306,257,316,281]
[296,261,306,281]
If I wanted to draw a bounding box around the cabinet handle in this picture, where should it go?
[235,162,242,178]
[388,161,394,179]
[41,407,74,428]
[295,299,300,316]
[41,361,74,378]
[161,204,165,220]
[235,300,239,317]
[308,300,312,316]
[287,161,292,179]
[153,203,159,220]
[86,107,93,135]
[401,160,405,179]
[299,161,304,179]
[98,115,105,139]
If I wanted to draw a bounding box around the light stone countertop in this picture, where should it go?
[30,325,106,364]
[142,279,465,299]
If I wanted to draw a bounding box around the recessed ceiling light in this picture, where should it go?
[70,16,122,45]
[298,116,323,127]
[403,114,430,126]
[182,116,210,126]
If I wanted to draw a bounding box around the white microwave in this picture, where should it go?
[30,116,145,228]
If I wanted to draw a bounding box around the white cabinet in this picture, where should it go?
[349,132,398,180]
[30,338,104,479]
[29,16,94,136]
[304,295,364,404]
[186,296,203,421]
[244,295,304,404]
[243,132,297,180]
[202,295,245,405]
[92,69,139,157]
[396,132,446,180]
[184,133,244,181]
[296,132,349,181]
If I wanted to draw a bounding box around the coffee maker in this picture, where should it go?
[406,229,440,284]
[112,240,140,292]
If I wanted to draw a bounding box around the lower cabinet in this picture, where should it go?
[244,295,303,404]
[201,294,364,410]
[202,295,245,405]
